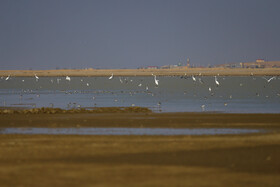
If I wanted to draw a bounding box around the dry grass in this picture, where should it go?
[1,67,280,77]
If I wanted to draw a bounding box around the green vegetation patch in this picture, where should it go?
[0,107,152,114]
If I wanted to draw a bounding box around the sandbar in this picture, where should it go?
[1,67,280,77]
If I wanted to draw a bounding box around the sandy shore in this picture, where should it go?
[0,112,280,186]
[1,67,280,77]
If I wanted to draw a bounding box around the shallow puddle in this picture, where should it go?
[0,127,263,135]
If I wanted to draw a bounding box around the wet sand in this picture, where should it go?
[0,112,280,186]
[1,67,280,77]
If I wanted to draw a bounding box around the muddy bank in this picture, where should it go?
[0,112,280,186]
[1,111,280,129]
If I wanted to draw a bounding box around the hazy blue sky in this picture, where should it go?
[1,0,280,70]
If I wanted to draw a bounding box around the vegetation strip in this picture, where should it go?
[0,107,152,114]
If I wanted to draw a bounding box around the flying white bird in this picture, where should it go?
[66,76,71,81]
[109,73,114,80]
[154,75,159,86]
[214,76,220,86]
[262,76,276,83]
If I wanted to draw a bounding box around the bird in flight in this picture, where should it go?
[262,76,276,83]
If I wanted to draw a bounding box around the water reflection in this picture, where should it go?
[0,127,262,135]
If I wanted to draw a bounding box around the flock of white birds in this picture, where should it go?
[0,73,279,112]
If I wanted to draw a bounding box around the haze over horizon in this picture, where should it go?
[1,0,280,70]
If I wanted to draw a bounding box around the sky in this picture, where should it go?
[0,0,280,70]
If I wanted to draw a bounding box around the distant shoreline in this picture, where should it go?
[0,68,280,77]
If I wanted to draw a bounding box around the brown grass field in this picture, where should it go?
[0,112,280,186]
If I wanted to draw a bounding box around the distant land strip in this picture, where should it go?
[0,68,280,77]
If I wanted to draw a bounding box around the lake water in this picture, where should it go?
[0,127,263,135]
[0,75,279,113]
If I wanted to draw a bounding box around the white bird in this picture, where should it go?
[5,75,10,81]
[109,73,114,80]
[119,77,123,83]
[86,83,89,86]
[198,78,204,84]
[35,74,39,81]
[262,76,276,83]
[154,75,159,86]
[214,76,220,86]
[192,75,196,82]
[138,83,142,87]
[201,105,205,111]
[209,87,212,92]
[66,76,71,81]
[146,86,149,91]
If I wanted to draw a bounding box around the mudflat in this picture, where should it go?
[1,67,280,77]
[0,112,280,186]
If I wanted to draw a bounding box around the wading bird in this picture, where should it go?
[153,75,159,86]
[5,75,10,81]
[119,77,123,83]
[35,74,39,81]
[66,76,71,81]
[192,75,196,82]
[201,105,205,111]
[214,76,220,86]
[109,73,114,80]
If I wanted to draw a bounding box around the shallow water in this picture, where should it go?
[0,127,262,135]
[0,76,279,113]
